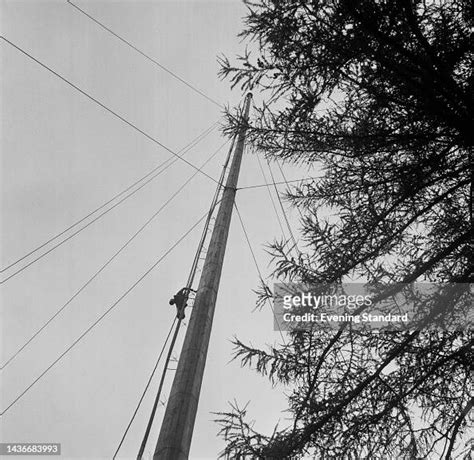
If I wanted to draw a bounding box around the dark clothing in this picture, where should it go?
[169,287,195,320]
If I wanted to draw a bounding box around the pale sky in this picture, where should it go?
[1,1,307,458]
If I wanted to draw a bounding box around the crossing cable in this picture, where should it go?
[66,0,222,109]
[135,134,237,459]
[0,128,219,285]
[0,121,218,275]
[111,317,176,460]
[0,37,220,185]
[237,176,322,190]
[1,161,170,284]
[0,140,230,370]
[0,208,213,417]
[233,201,286,344]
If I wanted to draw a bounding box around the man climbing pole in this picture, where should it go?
[169,287,196,320]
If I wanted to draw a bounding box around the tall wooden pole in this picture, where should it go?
[153,93,252,460]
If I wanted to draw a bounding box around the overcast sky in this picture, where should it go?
[0,1,311,459]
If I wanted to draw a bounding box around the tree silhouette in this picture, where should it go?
[217,1,473,458]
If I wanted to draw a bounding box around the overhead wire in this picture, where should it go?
[1,139,230,369]
[237,176,322,190]
[0,37,220,185]
[0,128,220,285]
[1,162,171,284]
[66,0,222,109]
[0,207,212,417]
[0,121,218,274]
